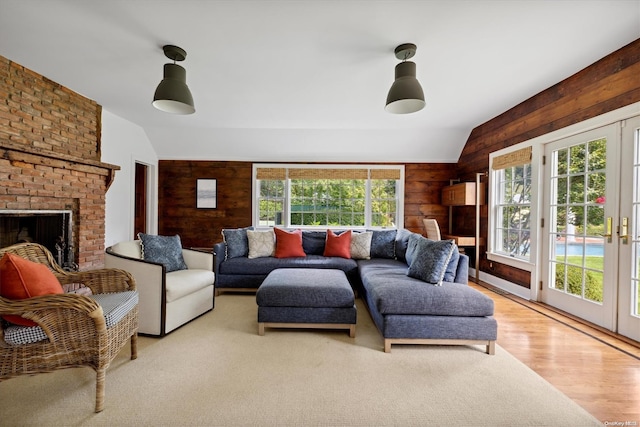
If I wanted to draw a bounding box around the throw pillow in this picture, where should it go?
[395,228,413,262]
[247,229,276,259]
[405,233,420,266]
[443,247,461,282]
[368,229,397,259]
[350,231,372,260]
[138,233,188,272]
[323,229,352,258]
[0,252,64,326]
[302,231,327,255]
[406,235,456,286]
[274,228,306,258]
[221,226,254,259]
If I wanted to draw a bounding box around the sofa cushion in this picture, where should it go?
[350,231,372,260]
[257,268,354,308]
[3,291,139,345]
[222,226,253,259]
[406,235,455,285]
[138,233,188,273]
[90,291,139,327]
[3,323,49,345]
[219,254,358,276]
[247,229,275,259]
[358,259,494,317]
[274,228,306,258]
[0,253,64,326]
[324,229,352,258]
[302,231,326,255]
[368,229,397,259]
[166,269,215,303]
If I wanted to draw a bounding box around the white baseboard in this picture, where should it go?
[469,267,532,300]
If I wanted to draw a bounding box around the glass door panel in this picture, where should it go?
[542,124,618,329]
[618,115,640,341]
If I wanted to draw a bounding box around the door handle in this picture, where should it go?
[602,217,613,243]
[619,217,629,244]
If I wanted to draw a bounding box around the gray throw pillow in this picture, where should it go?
[405,233,420,266]
[443,247,460,282]
[222,226,254,259]
[368,229,397,259]
[406,234,460,282]
[406,235,456,285]
[302,231,326,255]
[394,228,413,262]
[138,233,188,272]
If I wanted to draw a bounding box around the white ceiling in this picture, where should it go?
[1,0,639,163]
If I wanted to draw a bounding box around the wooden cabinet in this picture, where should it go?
[441,176,485,282]
[442,182,484,206]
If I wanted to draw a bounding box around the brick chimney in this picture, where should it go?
[0,55,119,269]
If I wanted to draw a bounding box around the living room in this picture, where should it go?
[0,1,639,425]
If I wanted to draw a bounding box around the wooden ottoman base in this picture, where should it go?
[258,322,356,337]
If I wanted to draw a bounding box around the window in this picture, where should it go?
[254,165,404,229]
[489,146,533,270]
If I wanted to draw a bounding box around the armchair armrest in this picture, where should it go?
[182,248,213,271]
[0,293,104,342]
[213,242,226,282]
[60,269,136,294]
[105,248,165,336]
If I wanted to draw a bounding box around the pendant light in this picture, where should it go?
[152,45,195,114]
[385,43,425,114]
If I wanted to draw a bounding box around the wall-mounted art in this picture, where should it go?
[196,179,217,209]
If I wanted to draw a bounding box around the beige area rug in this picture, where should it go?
[0,294,601,427]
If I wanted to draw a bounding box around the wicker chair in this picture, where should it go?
[0,242,139,412]
[422,218,442,240]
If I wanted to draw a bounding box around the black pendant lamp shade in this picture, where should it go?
[385,43,425,114]
[153,45,195,115]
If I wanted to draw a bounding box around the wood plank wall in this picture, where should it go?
[158,161,252,248]
[158,161,457,249]
[456,38,640,288]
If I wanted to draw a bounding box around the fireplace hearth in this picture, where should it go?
[0,210,77,271]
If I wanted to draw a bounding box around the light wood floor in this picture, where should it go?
[470,281,640,424]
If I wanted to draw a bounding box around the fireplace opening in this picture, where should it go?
[0,210,77,271]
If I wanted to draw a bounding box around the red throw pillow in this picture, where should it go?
[324,229,352,258]
[274,228,306,258]
[0,252,64,326]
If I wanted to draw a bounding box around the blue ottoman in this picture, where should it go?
[256,268,356,337]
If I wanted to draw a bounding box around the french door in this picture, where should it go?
[541,124,619,329]
[541,117,640,340]
[617,115,640,341]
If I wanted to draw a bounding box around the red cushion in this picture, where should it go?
[274,228,306,258]
[0,252,64,326]
[324,229,352,259]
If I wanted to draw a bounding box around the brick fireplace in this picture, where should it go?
[0,55,119,269]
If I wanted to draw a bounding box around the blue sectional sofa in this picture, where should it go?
[213,228,497,353]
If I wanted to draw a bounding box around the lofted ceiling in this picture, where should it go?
[1,0,639,163]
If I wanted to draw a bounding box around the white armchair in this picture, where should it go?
[105,240,215,336]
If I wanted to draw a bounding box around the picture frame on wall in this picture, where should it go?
[196,179,217,209]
